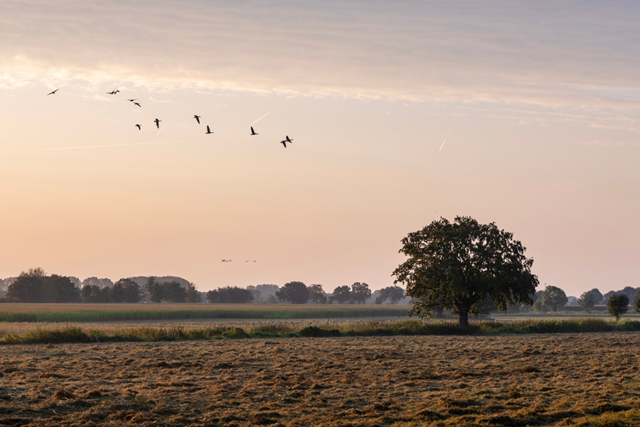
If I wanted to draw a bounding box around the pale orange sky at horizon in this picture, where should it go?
[1,1,639,296]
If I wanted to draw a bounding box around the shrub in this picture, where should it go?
[607,294,629,321]
[222,327,249,339]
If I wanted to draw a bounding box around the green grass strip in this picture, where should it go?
[0,308,410,323]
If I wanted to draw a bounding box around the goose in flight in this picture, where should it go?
[127,98,138,102]
[280,140,287,148]
[133,102,141,107]
[250,127,258,135]
[194,115,201,124]
[107,89,120,95]
[135,124,141,130]
[47,89,59,96]
[154,118,161,128]
[206,125,213,134]
[286,135,293,144]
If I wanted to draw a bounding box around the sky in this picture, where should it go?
[1,0,639,296]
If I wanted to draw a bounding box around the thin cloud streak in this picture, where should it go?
[439,124,454,152]
[251,111,271,125]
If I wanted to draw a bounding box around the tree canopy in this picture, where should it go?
[393,216,538,328]
[276,282,309,304]
[207,286,254,303]
[607,294,629,321]
[578,291,596,313]
[541,286,568,312]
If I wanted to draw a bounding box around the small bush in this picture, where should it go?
[222,327,249,339]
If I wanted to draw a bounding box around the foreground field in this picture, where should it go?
[1,333,640,426]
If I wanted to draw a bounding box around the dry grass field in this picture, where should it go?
[1,333,640,426]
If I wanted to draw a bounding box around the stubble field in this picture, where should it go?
[1,332,640,426]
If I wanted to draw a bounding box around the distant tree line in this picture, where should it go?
[0,269,202,303]
[205,282,408,305]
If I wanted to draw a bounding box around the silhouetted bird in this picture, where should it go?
[107,89,120,95]
[281,140,287,148]
[286,135,293,143]
[47,89,59,95]
[206,125,213,134]
[154,118,161,128]
[133,102,141,107]
[194,115,201,124]
[135,124,141,130]
[127,99,138,102]
[251,127,258,135]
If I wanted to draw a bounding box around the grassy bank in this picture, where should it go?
[0,304,410,322]
[3,318,640,345]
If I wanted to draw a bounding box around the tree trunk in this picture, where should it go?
[458,310,469,328]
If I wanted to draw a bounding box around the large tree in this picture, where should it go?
[393,216,538,328]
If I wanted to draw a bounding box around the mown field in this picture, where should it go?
[1,332,640,426]
[0,304,411,323]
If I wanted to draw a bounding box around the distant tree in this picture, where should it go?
[206,286,254,303]
[532,300,544,312]
[541,286,568,312]
[82,277,114,289]
[588,288,604,305]
[602,291,617,304]
[247,284,280,303]
[308,284,327,304]
[350,282,371,304]
[393,217,538,328]
[635,296,640,316]
[7,268,47,302]
[113,278,142,303]
[375,286,405,304]
[81,284,112,303]
[633,288,640,306]
[186,282,202,303]
[330,285,352,304]
[162,280,187,303]
[47,275,81,303]
[620,287,637,301]
[607,294,629,321]
[578,291,596,313]
[276,282,309,304]
[145,277,163,303]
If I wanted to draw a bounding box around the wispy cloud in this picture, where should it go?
[2,0,640,111]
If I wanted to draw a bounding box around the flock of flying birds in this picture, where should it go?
[47,88,296,148]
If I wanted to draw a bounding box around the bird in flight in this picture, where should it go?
[135,124,141,130]
[127,98,138,102]
[250,127,258,136]
[47,89,59,96]
[206,125,213,134]
[133,102,141,107]
[107,89,120,95]
[280,140,287,148]
[154,118,161,128]
[194,115,201,124]
[285,135,293,144]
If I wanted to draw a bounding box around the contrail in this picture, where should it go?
[251,111,271,125]
[439,123,454,152]
[31,140,192,152]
